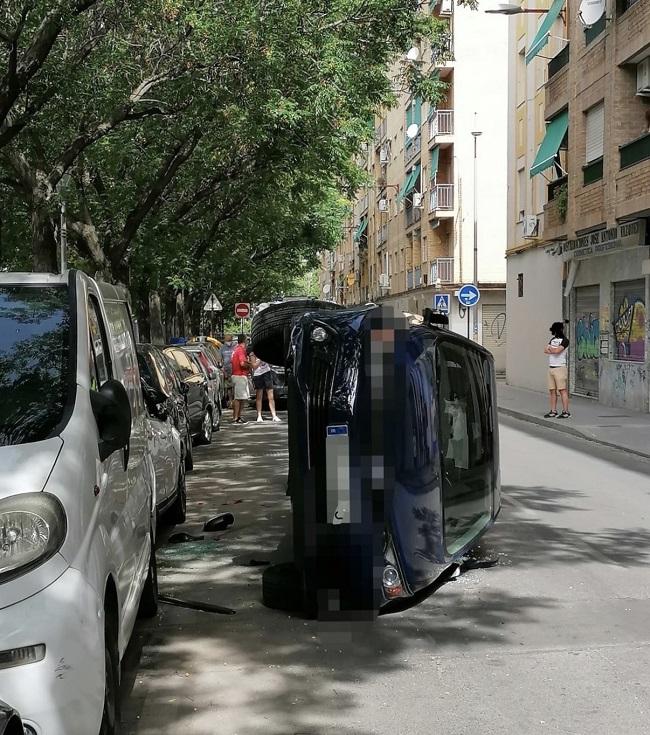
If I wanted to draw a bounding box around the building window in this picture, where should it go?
[612,279,646,362]
[517,273,524,298]
[583,101,604,186]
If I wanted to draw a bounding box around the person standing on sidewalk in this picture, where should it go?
[544,321,571,419]
[221,334,236,407]
[248,348,281,423]
[231,334,250,424]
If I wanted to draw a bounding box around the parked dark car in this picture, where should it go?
[252,301,500,620]
[163,346,214,445]
[185,343,224,427]
[138,343,193,473]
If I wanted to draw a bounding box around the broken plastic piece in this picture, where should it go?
[159,594,236,615]
[168,532,205,544]
[203,513,235,532]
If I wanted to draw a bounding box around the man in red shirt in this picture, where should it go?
[231,334,250,424]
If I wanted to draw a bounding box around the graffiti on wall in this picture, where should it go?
[575,313,600,361]
[613,294,646,363]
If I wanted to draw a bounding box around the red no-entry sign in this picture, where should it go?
[234,302,250,319]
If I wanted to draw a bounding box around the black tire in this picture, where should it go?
[99,611,120,735]
[184,437,194,472]
[137,530,159,618]
[251,299,342,365]
[262,562,303,612]
[197,409,213,445]
[166,464,187,525]
[212,402,222,431]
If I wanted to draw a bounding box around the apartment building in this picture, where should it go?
[320,0,509,372]
[506,0,650,411]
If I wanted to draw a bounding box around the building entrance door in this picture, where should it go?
[574,285,600,397]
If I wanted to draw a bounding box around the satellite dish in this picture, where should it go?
[578,0,605,27]
[323,284,331,295]
[406,123,420,140]
[406,47,420,62]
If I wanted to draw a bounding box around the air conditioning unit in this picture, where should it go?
[379,273,390,288]
[380,146,390,163]
[523,215,539,238]
[440,0,453,15]
[378,198,389,212]
[413,192,424,209]
[637,57,650,97]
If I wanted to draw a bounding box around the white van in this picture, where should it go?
[0,270,157,735]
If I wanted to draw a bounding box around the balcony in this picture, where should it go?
[428,110,454,144]
[616,134,650,219]
[620,132,650,170]
[404,134,422,164]
[405,205,423,227]
[431,32,454,77]
[374,118,387,147]
[548,44,569,79]
[430,257,454,284]
[545,52,569,118]
[378,223,388,246]
[542,176,568,242]
[429,184,454,214]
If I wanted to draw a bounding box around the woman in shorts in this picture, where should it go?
[249,349,281,423]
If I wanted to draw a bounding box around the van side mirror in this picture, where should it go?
[90,379,132,461]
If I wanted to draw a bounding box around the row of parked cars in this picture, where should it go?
[0,270,227,735]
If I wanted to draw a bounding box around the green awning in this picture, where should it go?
[530,110,568,177]
[354,218,368,241]
[398,164,421,202]
[430,146,440,179]
[526,0,565,65]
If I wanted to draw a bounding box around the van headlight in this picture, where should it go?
[0,493,66,583]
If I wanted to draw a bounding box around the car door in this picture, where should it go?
[101,299,151,638]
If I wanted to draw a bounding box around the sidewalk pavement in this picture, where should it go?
[498,381,650,459]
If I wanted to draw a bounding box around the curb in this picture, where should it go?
[498,406,650,462]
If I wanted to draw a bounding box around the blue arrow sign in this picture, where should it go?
[434,294,450,313]
[458,284,481,307]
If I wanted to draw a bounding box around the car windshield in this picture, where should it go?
[0,285,72,446]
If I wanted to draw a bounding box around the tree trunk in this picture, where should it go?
[149,290,165,346]
[175,290,185,339]
[31,204,58,273]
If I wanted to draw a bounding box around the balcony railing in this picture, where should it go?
[360,193,369,212]
[378,223,388,244]
[431,32,453,65]
[374,118,387,146]
[430,257,454,284]
[405,133,422,164]
[428,110,454,140]
[407,269,414,290]
[429,184,454,211]
[620,132,650,170]
[405,205,423,227]
[548,44,569,78]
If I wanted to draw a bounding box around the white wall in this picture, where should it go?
[453,5,509,285]
[506,247,564,391]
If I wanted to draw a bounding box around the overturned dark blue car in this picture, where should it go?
[251,300,500,620]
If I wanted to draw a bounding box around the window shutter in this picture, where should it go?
[585,102,604,163]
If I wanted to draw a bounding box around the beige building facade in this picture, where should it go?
[506,0,650,410]
[320,0,509,372]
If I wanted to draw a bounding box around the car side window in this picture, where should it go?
[103,300,143,417]
[88,297,111,389]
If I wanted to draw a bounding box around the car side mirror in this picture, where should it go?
[90,379,132,462]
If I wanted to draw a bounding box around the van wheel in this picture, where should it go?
[166,465,187,525]
[251,299,342,365]
[100,613,120,734]
[262,562,303,612]
[137,530,159,618]
[198,410,213,444]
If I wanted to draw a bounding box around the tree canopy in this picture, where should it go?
[0,0,471,335]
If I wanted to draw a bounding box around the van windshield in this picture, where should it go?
[0,286,72,446]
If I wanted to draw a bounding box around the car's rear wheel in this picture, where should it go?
[166,464,187,525]
[212,402,222,431]
[184,438,194,472]
[99,611,120,735]
[251,299,342,365]
[137,529,159,618]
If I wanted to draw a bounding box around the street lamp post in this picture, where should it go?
[471,115,482,340]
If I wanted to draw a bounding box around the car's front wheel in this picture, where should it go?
[197,409,213,445]
[137,529,159,618]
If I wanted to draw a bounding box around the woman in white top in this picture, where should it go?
[248,349,281,423]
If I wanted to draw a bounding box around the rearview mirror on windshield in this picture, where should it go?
[90,380,132,461]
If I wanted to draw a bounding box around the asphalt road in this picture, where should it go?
[122,413,650,735]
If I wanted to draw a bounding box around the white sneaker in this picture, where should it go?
[256,416,264,423]
[272,416,282,423]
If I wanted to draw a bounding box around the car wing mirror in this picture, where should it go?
[90,379,132,462]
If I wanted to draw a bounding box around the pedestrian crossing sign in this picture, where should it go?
[434,294,450,313]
